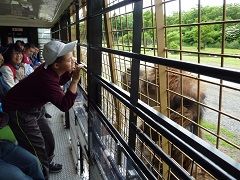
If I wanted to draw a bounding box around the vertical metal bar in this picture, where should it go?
[87,0,103,178]
[216,0,227,149]
[80,144,84,174]
[155,0,169,178]
[179,0,182,61]
[127,0,143,175]
[103,0,123,165]
[51,25,55,40]
[194,1,202,177]
[151,1,155,56]
[80,5,87,63]
[195,0,201,137]
[178,0,183,125]
[52,25,56,39]
[178,0,184,170]
[60,14,68,41]
[75,0,80,63]
[70,7,77,43]
[65,5,73,129]
[197,0,201,61]
[67,8,72,42]
[120,13,124,50]
[126,6,131,51]
[196,0,202,141]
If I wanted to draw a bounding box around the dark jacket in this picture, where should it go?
[3,64,77,112]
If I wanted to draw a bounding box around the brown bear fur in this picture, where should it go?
[121,67,208,178]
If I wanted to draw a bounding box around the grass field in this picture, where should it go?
[201,120,240,162]
[201,120,239,148]
[141,46,240,69]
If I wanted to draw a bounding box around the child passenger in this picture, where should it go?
[2,40,83,180]
[0,43,23,88]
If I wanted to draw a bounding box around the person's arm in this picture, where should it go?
[24,63,34,76]
[0,66,16,88]
[16,65,25,81]
[41,64,82,112]
[41,64,83,112]
[42,80,77,112]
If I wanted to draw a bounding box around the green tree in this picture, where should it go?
[167,30,180,51]
[143,10,153,27]
[167,4,240,48]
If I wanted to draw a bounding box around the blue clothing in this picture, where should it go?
[24,63,34,76]
[0,160,32,180]
[31,55,41,68]
[0,141,44,180]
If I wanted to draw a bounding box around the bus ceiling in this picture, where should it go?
[0,0,73,28]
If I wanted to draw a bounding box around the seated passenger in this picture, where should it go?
[0,112,44,180]
[0,44,23,88]
[15,40,25,51]
[22,43,35,64]
[2,40,83,180]
[30,47,42,69]
[22,43,34,76]
[0,51,11,101]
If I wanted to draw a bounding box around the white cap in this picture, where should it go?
[43,40,77,69]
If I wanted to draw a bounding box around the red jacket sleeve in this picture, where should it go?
[41,78,77,112]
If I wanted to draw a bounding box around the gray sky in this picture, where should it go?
[160,0,240,15]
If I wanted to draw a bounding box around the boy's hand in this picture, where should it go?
[70,57,77,72]
[72,64,84,83]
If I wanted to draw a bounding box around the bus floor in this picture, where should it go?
[46,103,81,180]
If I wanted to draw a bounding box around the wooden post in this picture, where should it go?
[155,0,169,178]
